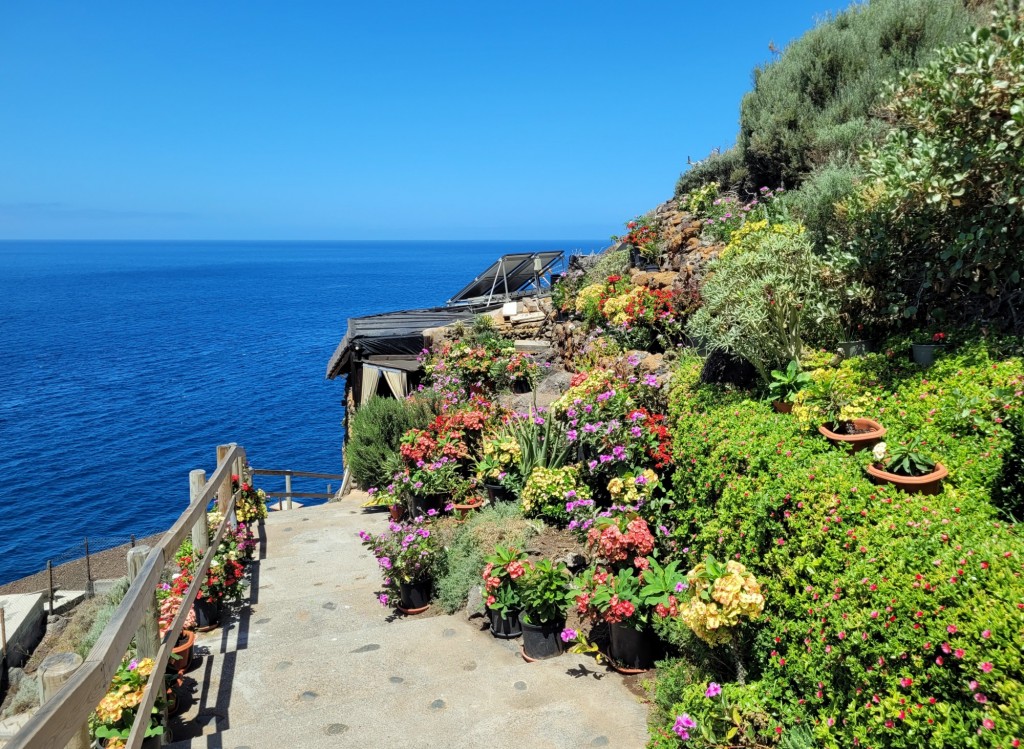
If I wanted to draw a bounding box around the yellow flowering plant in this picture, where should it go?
[91,657,165,743]
[680,557,765,647]
[791,365,872,432]
[521,465,589,524]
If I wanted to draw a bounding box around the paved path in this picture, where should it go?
[166,497,651,749]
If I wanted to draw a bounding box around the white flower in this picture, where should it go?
[872,442,887,462]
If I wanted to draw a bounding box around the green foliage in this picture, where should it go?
[347,395,437,491]
[504,412,572,482]
[686,228,840,381]
[769,360,811,403]
[653,339,1024,747]
[432,503,535,613]
[839,5,1024,328]
[676,146,746,196]
[518,558,573,625]
[739,0,976,189]
[881,434,937,475]
[783,162,861,252]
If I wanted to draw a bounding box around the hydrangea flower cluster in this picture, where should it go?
[681,559,765,646]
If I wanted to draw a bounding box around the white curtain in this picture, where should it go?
[360,365,381,406]
[381,368,409,399]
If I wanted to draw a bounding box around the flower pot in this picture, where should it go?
[398,579,432,613]
[166,629,195,675]
[411,493,446,516]
[193,598,221,631]
[912,343,946,368]
[511,378,532,394]
[838,340,870,358]
[520,617,564,660]
[609,622,655,670]
[388,504,406,522]
[866,462,948,496]
[484,483,515,504]
[488,608,522,639]
[452,498,483,520]
[772,400,793,414]
[818,418,886,452]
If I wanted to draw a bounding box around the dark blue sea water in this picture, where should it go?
[0,240,604,585]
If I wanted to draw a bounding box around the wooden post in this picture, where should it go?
[47,561,54,616]
[37,653,90,749]
[190,469,210,555]
[216,444,233,513]
[126,547,160,661]
[285,473,293,511]
[83,538,92,597]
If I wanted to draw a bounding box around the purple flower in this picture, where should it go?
[587,460,598,470]
[534,416,545,425]
[583,423,597,434]
[673,714,697,740]
[705,682,722,698]
[367,487,377,496]
[643,374,659,387]
[358,530,372,542]
[567,429,578,442]
[630,426,643,438]
[426,508,438,517]
[612,445,626,460]
[561,628,578,643]
[379,557,392,570]
[378,594,390,607]
[675,581,688,592]
[634,474,647,486]
[599,454,612,464]
[627,354,640,366]
[414,481,424,489]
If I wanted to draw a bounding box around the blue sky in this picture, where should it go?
[0,1,849,240]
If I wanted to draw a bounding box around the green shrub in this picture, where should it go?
[650,340,1024,748]
[739,0,976,189]
[676,147,747,196]
[432,503,537,613]
[839,5,1024,329]
[346,395,437,491]
[686,228,840,381]
[783,162,860,252]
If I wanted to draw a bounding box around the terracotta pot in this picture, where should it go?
[772,400,793,414]
[866,462,948,495]
[166,629,195,675]
[818,418,886,452]
[388,504,406,522]
[452,498,483,520]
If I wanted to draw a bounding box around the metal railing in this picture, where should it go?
[251,467,344,510]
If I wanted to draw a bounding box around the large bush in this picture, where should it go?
[686,227,839,381]
[650,344,1024,748]
[739,0,976,189]
[838,5,1024,329]
[345,395,437,491]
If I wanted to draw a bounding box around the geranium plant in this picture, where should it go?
[574,556,687,630]
[481,545,527,617]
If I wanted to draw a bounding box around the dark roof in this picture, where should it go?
[325,306,480,379]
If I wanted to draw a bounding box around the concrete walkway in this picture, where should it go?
[166,496,651,749]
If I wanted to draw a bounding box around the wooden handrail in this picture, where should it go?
[251,468,344,480]
[6,444,246,749]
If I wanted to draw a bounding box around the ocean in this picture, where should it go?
[0,240,604,585]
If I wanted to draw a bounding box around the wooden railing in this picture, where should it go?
[251,467,344,510]
[6,443,249,749]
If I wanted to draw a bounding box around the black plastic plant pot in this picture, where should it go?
[489,608,522,639]
[521,617,564,660]
[608,622,655,669]
[484,483,515,503]
[399,579,432,609]
[410,493,445,516]
[193,598,221,631]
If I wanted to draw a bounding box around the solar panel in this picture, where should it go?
[447,251,563,305]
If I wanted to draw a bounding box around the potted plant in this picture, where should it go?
[574,557,686,671]
[482,545,527,638]
[517,559,574,660]
[475,434,522,503]
[359,515,437,614]
[912,331,948,368]
[90,658,165,748]
[792,368,885,451]
[156,590,197,675]
[866,438,948,495]
[768,360,810,413]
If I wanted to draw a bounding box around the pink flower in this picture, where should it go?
[980,662,994,673]
[983,718,995,730]
[982,629,992,639]
[947,625,958,634]
[900,678,913,688]
[705,683,722,698]
[974,693,988,704]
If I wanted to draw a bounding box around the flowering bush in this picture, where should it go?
[359,515,437,607]
[791,363,872,430]
[619,215,662,261]
[91,658,164,744]
[157,593,196,638]
[521,465,589,524]
[232,467,268,522]
[679,558,765,647]
[587,514,656,567]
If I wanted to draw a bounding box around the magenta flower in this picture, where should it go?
[705,682,722,698]
[561,628,577,643]
[980,662,993,673]
[673,714,697,740]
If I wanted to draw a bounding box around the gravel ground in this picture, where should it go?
[0,534,164,597]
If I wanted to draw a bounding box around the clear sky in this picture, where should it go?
[0,1,849,240]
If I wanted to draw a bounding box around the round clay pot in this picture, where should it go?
[772,400,793,414]
[866,462,948,496]
[388,504,406,522]
[167,629,195,675]
[452,498,483,520]
[818,418,886,452]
